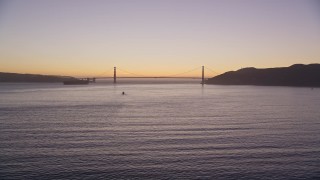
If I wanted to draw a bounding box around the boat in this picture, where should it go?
[63,79,89,85]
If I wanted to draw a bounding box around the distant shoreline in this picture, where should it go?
[205,64,320,87]
[0,72,76,83]
[3,64,320,87]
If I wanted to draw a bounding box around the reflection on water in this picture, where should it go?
[0,80,320,179]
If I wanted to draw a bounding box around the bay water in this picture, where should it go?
[1,79,319,179]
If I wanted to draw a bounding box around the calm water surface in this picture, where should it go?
[1,80,320,179]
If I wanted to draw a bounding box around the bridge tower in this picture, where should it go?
[113,67,116,84]
[201,66,205,85]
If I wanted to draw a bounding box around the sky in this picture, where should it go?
[0,0,319,77]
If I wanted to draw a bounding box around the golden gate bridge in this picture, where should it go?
[80,66,219,85]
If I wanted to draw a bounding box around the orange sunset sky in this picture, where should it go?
[0,0,319,77]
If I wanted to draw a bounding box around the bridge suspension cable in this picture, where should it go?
[92,65,219,79]
[205,66,220,77]
[117,66,203,78]
[94,67,115,77]
[163,66,202,77]
[117,67,149,77]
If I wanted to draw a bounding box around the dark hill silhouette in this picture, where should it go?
[206,64,320,87]
[0,72,76,82]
